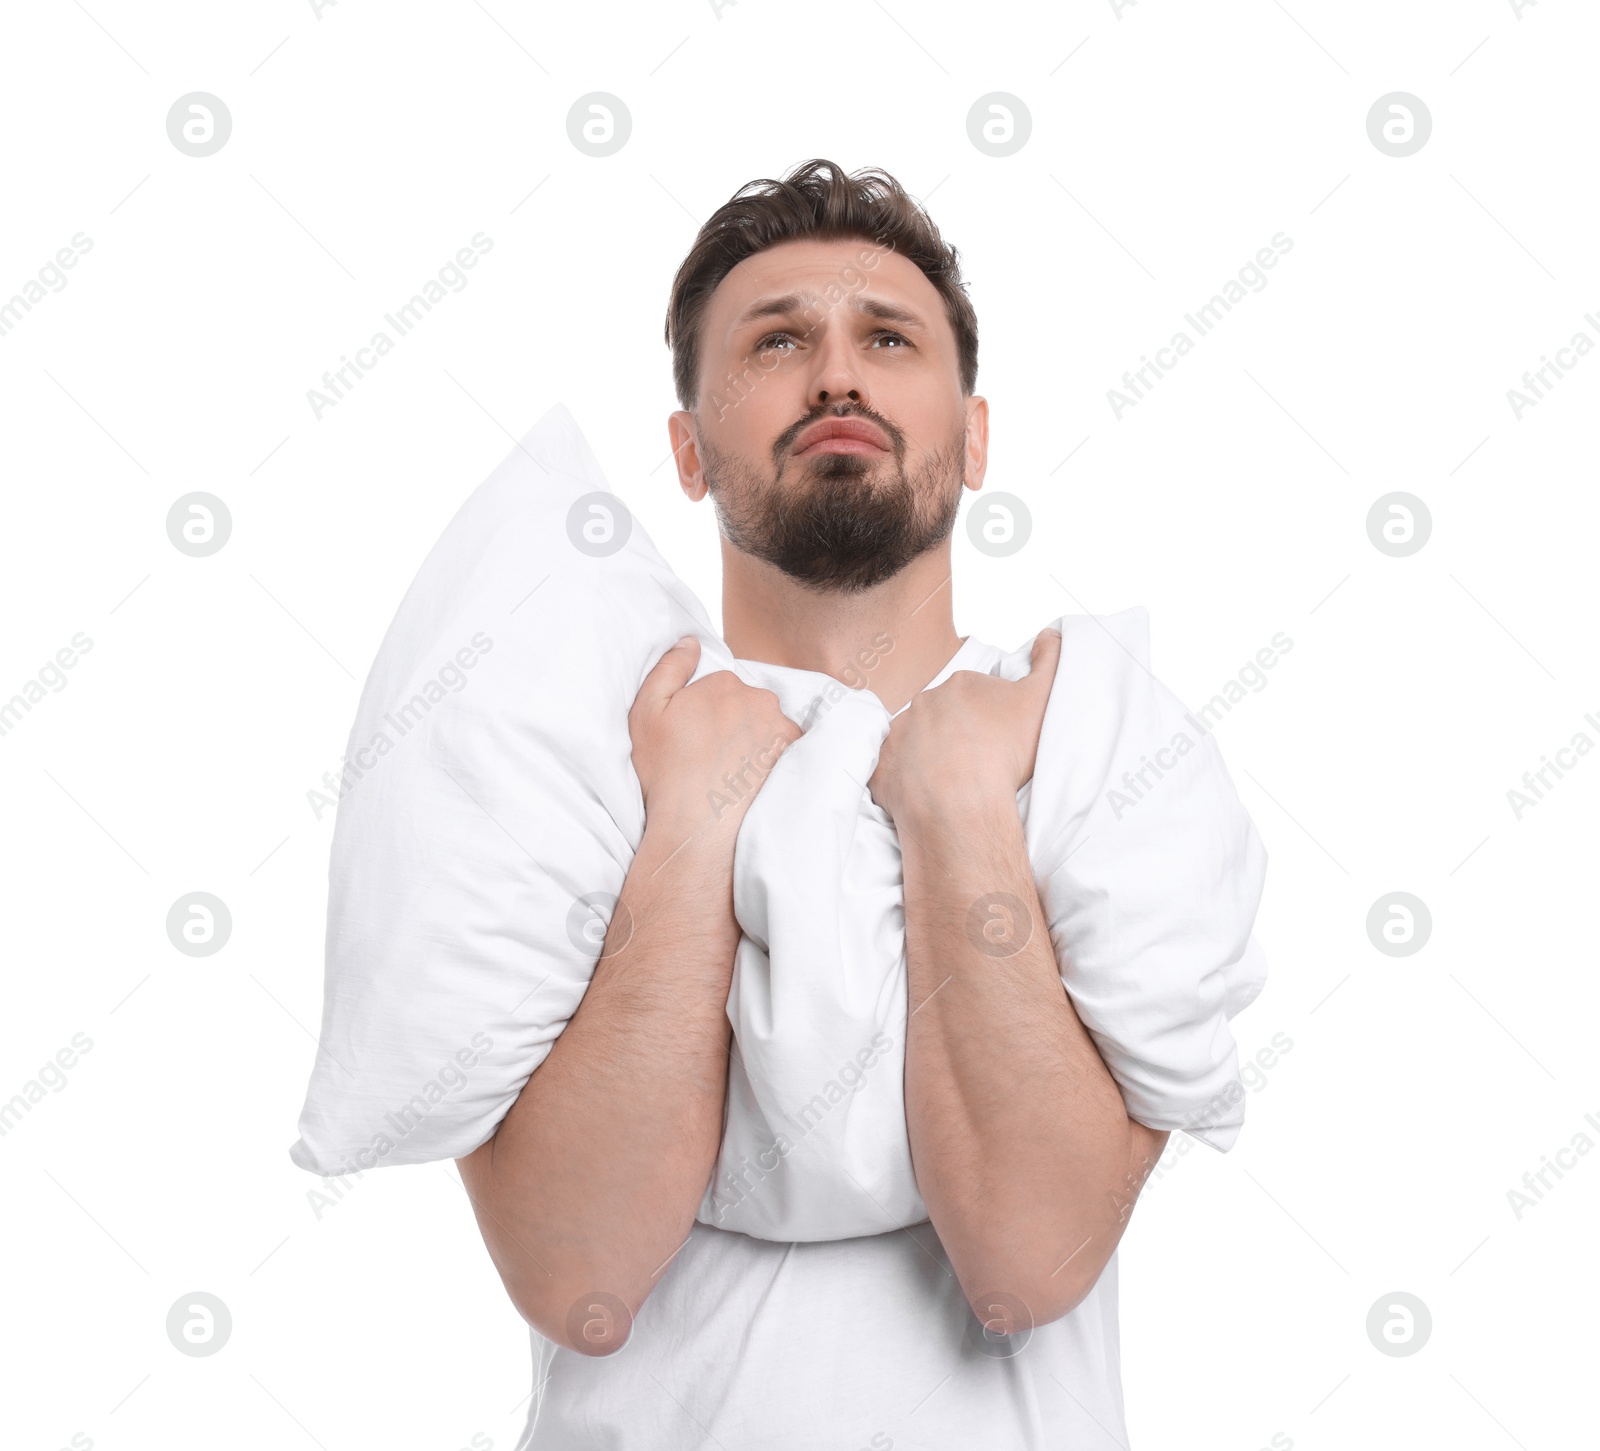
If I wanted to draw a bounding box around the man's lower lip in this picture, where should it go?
[795,438,887,455]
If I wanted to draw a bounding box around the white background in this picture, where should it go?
[2,1,1595,1448]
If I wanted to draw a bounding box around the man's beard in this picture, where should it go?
[699,423,967,593]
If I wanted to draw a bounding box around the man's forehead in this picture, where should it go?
[712,240,936,325]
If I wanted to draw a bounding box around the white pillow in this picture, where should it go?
[290,401,1269,1243]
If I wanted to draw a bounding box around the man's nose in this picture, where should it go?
[807,326,866,408]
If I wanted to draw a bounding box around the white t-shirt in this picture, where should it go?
[514,636,1134,1450]
[515,1221,1129,1450]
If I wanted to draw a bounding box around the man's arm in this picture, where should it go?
[871,628,1168,1329]
[896,795,1168,1330]
[456,638,797,1354]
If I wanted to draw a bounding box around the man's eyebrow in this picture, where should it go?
[733,292,928,331]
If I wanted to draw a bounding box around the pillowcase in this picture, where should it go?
[289,401,1269,1243]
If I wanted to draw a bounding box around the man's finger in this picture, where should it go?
[634,634,701,713]
[1025,626,1063,693]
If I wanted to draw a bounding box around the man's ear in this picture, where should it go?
[667,411,708,502]
[962,395,990,493]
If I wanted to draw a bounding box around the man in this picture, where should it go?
[459,159,1173,1448]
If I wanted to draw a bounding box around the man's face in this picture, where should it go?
[670,237,985,593]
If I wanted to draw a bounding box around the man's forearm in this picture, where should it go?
[456,829,739,1352]
[898,796,1168,1327]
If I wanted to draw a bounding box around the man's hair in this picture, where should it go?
[664,157,978,412]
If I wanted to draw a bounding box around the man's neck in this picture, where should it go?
[718,537,963,716]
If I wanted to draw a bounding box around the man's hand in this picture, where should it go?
[630,634,802,848]
[869,627,1061,824]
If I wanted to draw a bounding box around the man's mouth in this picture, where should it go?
[792,418,891,457]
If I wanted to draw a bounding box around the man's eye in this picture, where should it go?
[754,330,910,353]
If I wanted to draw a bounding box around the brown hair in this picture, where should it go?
[664,157,978,412]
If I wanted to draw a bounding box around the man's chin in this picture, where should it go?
[777,557,910,594]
